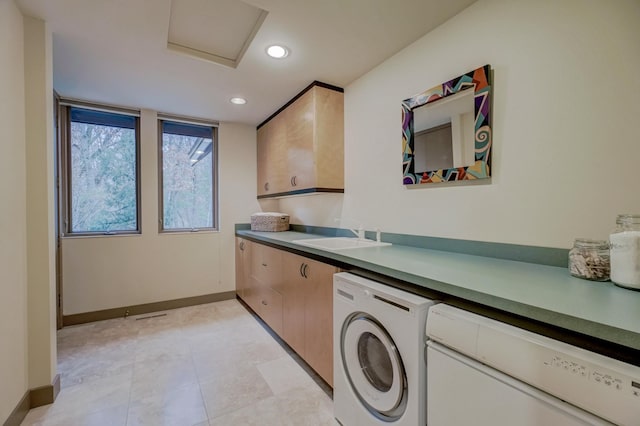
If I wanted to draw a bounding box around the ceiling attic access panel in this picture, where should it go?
[167,0,268,68]
[256,81,344,199]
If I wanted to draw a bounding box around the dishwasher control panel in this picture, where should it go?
[546,355,589,378]
[426,304,640,426]
[591,370,624,391]
[545,353,638,397]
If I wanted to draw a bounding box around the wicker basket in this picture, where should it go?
[251,212,290,232]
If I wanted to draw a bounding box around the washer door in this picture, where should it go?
[341,312,408,421]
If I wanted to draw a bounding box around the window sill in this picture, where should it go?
[61,232,142,240]
[158,229,220,235]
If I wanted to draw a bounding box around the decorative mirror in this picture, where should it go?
[402,65,492,185]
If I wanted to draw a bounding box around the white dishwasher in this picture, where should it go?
[426,304,640,426]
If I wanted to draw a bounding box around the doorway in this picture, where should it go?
[54,92,63,329]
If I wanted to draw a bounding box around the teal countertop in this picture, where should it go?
[236,230,640,354]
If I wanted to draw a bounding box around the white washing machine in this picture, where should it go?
[333,272,435,426]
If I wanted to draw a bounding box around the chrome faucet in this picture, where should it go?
[336,218,366,240]
[347,225,365,240]
[336,218,382,242]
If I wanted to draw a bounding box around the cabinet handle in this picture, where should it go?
[264,182,269,191]
[239,241,245,251]
[262,263,268,267]
[291,176,297,187]
[299,263,304,277]
[302,263,309,279]
[261,300,267,306]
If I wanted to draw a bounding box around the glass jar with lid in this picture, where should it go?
[568,238,610,281]
[609,214,640,289]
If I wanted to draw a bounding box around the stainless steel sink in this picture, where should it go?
[292,237,391,250]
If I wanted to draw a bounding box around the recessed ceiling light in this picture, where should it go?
[266,45,289,59]
[230,97,247,105]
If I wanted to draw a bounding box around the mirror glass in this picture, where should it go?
[402,65,492,185]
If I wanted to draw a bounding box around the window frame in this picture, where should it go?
[59,101,142,237]
[157,115,219,234]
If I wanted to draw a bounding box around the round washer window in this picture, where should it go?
[341,312,408,421]
[358,331,394,392]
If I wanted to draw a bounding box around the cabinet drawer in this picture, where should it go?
[257,286,283,336]
[242,275,261,314]
[251,243,282,287]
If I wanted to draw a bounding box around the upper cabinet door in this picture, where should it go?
[257,113,288,197]
[286,89,315,191]
[256,82,344,199]
[313,87,344,190]
[256,125,271,197]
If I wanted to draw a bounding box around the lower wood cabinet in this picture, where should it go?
[279,252,337,386]
[235,238,251,300]
[235,238,336,386]
[255,284,283,336]
[245,240,284,336]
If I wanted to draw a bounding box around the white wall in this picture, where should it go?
[218,122,262,290]
[24,15,57,391]
[280,0,640,248]
[61,114,259,315]
[0,0,28,422]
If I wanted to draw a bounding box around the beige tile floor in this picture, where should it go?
[21,299,337,426]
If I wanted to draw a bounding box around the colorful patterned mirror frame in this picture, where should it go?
[402,65,492,184]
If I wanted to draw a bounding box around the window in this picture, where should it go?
[61,105,140,235]
[159,119,218,231]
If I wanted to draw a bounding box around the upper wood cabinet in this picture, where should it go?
[257,82,344,198]
[256,114,287,194]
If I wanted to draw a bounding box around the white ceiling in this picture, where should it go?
[167,0,268,68]
[17,0,476,125]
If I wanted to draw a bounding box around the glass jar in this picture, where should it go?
[609,214,640,289]
[568,238,610,281]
